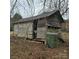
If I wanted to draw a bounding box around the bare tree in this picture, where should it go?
[43,0,46,12]
[10,0,29,17]
[54,0,69,15]
[10,0,68,18]
[38,0,68,16]
[10,0,18,17]
[26,0,35,16]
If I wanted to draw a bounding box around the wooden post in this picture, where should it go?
[44,17,48,45]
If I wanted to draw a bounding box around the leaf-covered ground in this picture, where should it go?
[10,36,69,59]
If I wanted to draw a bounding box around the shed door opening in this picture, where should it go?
[33,20,38,39]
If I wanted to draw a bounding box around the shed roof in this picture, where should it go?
[14,10,64,24]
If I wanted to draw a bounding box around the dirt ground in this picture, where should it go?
[10,36,69,59]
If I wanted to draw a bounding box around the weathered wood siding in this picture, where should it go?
[14,24,19,35]
[37,27,47,38]
[14,22,33,39]
[14,14,62,40]
[47,15,61,27]
[37,18,47,39]
[61,21,69,31]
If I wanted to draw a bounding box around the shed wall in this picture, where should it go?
[14,22,33,39]
[37,27,47,39]
[47,15,61,28]
[37,18,47,39]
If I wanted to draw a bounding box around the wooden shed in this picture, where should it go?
[13,10,64,41]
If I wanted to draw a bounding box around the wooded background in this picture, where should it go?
[10,0,69,19]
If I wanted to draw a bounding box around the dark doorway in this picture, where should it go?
[33,20,38,39]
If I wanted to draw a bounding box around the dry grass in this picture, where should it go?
[61,31,69,42]
[10,31,17,37]
[10,36,69,59]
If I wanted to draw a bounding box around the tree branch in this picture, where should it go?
[62,8,69,15]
